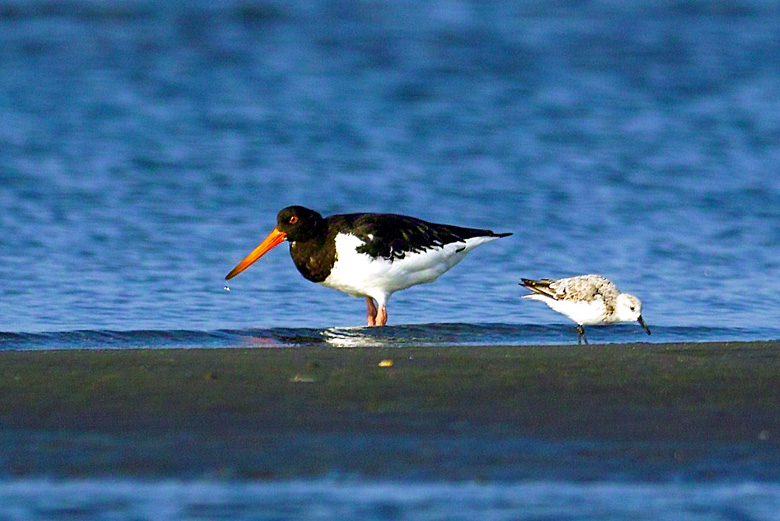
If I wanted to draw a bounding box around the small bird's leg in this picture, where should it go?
[376,305,388,326]
[576,324,588,345]
[366,297,378,327]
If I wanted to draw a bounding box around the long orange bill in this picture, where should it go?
[225,228,287,280]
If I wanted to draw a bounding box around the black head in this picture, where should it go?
[225,206,326,280]
[276,206,325,242]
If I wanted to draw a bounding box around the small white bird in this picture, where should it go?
[520,274,651,344]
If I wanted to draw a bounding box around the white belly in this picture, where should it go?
[525,294,609,325]
[321,233,496,304]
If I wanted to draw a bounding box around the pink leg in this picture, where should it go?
[365,297,378,326]
[376,305,388,326]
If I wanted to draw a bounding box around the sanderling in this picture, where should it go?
[520,274,650,344]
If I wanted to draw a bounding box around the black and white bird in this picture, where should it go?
[520,274,651,344]
[226,206,512,326]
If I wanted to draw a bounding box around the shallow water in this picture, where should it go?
[1,323,779,350]
[1,479,779,521]
[1,0,778,338]
[1,0,779,518]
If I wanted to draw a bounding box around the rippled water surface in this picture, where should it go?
[2,323,779,350]
[1,0,778,518]
[1,480,779,521]
[1,0,778,340]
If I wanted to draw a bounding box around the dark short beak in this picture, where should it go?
[638,315,651,335]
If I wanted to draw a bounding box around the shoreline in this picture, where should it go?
[1,341,778,479]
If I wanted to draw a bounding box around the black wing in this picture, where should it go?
[331,213,510,261]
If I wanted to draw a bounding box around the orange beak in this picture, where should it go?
[225,228,287,280]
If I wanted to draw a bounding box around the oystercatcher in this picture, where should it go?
[226,205,512,326]
[520,275,651,344]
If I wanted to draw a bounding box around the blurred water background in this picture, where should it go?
[1,0,778,344]
[0,0,778,519]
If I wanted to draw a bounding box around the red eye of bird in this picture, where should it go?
[289,215,299,224]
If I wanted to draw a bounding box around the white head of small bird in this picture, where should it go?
[615,293,643,322]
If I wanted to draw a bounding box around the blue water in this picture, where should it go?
[2,323,780,350]
[1,0,779,518]
[1,0,779,340]
[1,480,779,521]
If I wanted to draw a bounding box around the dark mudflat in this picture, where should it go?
[1,342,778,479]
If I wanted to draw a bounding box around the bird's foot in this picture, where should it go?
[366,297,378,327]
[376,306,388,326]
[576,324,589,345]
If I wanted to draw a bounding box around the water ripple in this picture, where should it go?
[1,324,777,351]
[0,479,778,521]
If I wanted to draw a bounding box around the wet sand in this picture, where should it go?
[1,341,778,479]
